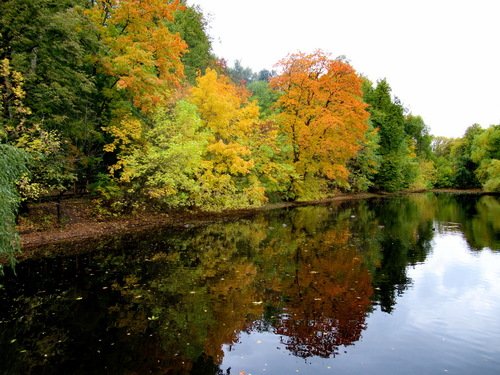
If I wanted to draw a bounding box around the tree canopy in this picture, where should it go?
[271,51,369,198]
[0,0,497,240]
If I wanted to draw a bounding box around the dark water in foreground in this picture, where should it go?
[0,193,499,374]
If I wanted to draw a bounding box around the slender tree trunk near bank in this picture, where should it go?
[56,192,63,225]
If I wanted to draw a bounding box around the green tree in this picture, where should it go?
[404,114,432,159]
[226,60,255,85]
[471,124,500,191]
[15,123,76,206]
[364,79,417,192]
[247,80,280,119]
[170,2,214,84]
[347,122,381,192]
[431,136,456,188]
[1,0,103,188]
[0,144,28,269]
[451,124,483,188]
[108,101,209,208]
[1,55,76,204]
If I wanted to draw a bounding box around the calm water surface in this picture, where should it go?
[0,193,499,374]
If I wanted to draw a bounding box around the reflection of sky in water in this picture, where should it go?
[220,232,500,375]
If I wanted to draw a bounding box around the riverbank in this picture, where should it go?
[15,189,486,259]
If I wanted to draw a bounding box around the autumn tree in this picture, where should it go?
[271,51,369,199]
[104,100,209,208]
[189,68,266,210]
[0,58,31,130]
[87,0,187,113]
[86,0,196,205]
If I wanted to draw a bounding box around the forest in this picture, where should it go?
[1,0,499,262]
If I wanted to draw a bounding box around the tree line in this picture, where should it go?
[1,0,499,259]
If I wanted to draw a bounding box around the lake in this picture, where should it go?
[0,193,499,374]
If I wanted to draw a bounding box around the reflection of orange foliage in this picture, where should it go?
[274,231,373,358]
[203,261,263,363]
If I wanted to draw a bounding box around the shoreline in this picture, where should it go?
[13,189,487,261]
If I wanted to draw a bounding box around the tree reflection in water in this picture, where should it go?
[0,193,498,374]
[273,245,372,358]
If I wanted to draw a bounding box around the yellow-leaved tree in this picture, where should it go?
[189,68,267,210]
[87,0,192,208]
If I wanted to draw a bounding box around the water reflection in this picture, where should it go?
[0,193,498,374]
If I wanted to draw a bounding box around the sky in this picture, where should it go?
[188,0,500,138]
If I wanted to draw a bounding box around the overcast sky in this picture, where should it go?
[189,0,500,138]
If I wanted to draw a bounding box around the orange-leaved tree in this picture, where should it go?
[87,0,188,113]
[271,50,369,199]
[87,0,189,200]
